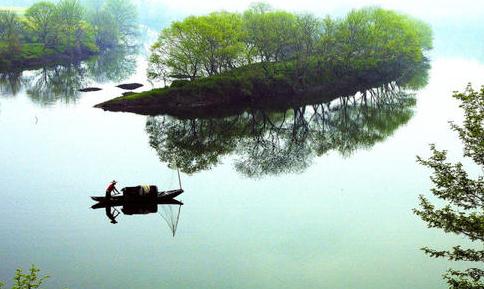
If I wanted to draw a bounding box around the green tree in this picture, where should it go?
[149,22,202,80]
[336,7,432,70]
[88,9,119,48]
[102,0,138,45]
[24,2,57,49]
[149,12,245,80]
[0,10,24,54]
[54,0,84,51]
[148,5,431,87]
[415,84,483,289]
[243,9,297,63]
[1,265,49,289]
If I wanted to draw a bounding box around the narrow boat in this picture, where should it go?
[90,197,183,209]
[91,187,183,206]
[90,177,185,235]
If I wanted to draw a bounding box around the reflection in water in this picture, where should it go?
[105,206,120,224]
[26,63,88,105]
[0,71,25,96]
[147,85,416,177]
[146,57,430,177]
[91,185,184,236]
[0,48,137,105]
[93,201,183,236]
[85,48,138,83]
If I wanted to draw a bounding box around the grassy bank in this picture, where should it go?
[0,41,98,71]
[96,5,431,117]
[95,56,426,117]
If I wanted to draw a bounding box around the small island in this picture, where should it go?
[95,5,432,117]
[0,0,138,71]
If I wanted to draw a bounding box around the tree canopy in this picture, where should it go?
[148,5,432,84]
[415,85,483,289]
[0,0,138,69]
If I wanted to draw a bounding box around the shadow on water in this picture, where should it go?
[97,202,183,237]
[0,71,25,96]
[85,48,138,83]
[146,86,417,177]
[144,59,429,178]
[0,47,137,105]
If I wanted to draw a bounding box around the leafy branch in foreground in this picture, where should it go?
[1,265,49,289]
[415,84,484,289]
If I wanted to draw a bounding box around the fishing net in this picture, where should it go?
[159,204,181,237]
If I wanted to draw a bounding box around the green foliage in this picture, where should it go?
[20,43,47,59]
[0,46,136,103]
[148,11,245,81]
[102,4,431,120]
[243,9,298,62]
[24,2,56,47]
[0,10,24,54]
[102,0,137,44]
[54,0,86,52]
[88,9,119,48]
[148,5,432,86]
[0,0,137,70]
[333,7,432,71]
[415,85,484,289]
[85,0,138,48]
[1,265,50,289]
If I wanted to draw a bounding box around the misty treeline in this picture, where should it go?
[148,3,432,83]
[0,0,138,68]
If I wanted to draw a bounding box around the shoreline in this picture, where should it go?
[0,49,98,73]
[95,58,427,118]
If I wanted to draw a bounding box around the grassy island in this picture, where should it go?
[96,5,432,116]
[0,0,138,71]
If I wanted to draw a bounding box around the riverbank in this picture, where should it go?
[95,57,427,118]
[0,43,98,72]
[0,0,138,72]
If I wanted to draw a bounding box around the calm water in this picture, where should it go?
[1,27,483,289]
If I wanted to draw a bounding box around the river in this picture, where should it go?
[0,23,483,289]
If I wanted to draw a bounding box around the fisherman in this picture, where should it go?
[105,180,120,199]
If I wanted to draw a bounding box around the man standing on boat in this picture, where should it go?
[105,180,120,199]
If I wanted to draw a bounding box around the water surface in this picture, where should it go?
[0,27,483,289]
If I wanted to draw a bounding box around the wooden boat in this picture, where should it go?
[91,197,183,209]
[91,188,184,207]
[90,180,185,235]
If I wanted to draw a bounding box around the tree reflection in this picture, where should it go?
[0,47,137,105]
[146,116,240,174]
[0,71,25,96]
[85,47,137,83]
[234,109,314,177]
[26,63,88,105]
[146,84,416,177]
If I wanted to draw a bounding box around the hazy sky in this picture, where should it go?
[151,0,484,23]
